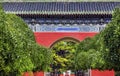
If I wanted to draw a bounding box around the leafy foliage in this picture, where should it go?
[75,8,120,72]
[75,34,108,70]
[30,43,52,72]
[0,4,52,76]
[103,8,120,71]
[51,41,76,72]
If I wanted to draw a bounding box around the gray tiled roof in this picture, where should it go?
[3,2,120,14]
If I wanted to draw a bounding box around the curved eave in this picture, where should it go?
[4,11,113,15]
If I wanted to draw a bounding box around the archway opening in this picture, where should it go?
[50,37,80,75]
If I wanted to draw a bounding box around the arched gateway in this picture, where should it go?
[3,2,119,76]
[49,37,80,48]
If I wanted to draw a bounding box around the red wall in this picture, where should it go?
[34,32,97,47]
[91,70,114,76]
[23,71,44,76]
[34,71,44,76]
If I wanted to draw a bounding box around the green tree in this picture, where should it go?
[103,8,120,71]
[75,35,108,70]
[0,4,52,76]
[30,43,52,72]
[51,41,76,72]
[0,5,33,75]
[74,8,120,74]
